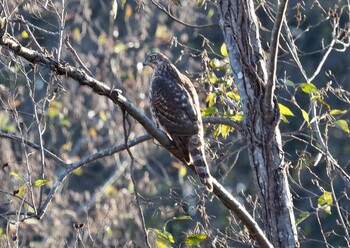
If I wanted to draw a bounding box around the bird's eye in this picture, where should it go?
[150,55,156,60]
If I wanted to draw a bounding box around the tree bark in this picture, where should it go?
[217,1,299,247]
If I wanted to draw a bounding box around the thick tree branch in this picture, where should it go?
[0,21,269,247]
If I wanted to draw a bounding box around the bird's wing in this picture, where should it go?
[151,76,199,136]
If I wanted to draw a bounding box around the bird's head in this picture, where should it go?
[143,52,170,69]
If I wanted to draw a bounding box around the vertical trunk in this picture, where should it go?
[217,1,299,247]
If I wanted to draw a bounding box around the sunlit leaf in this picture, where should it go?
[208,8,215,18]
[208,72,217,84]
[335,119,349,133]
[278,103,294,116]
[226,91,240,101]
[201,107,217,116]
[89,127,97,138]
[318,192,333,215]
[220,43,228,58]
[300,83,317,94]
[33,179,50,187]
[73,167,83,176]
[124,4,132,21]
[296,211,310,225]
[280,115,289,123]
[220,124,231,138]
[317,98,330,111]
[21,30,29,39]
[111,0,118,19]
[73,28,81,42]
[330,109,348,116]
[205,93,217,107]
[0,111,10,129]
[230,112,243,122]
[173,215,192,221]
[14,185,27,197]
[185,233,208,246]
[149,228,175,244]
[209,58,221,69]
[179,166,187,178]
[301,109,309,125]
[310,95,321,101]
[9,172,26,183]
[99,110,107,122]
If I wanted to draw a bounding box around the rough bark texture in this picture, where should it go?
[217,1,299,247]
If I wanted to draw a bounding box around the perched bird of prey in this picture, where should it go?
[143,52,213,191]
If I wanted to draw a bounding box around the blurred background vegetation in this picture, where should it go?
[0,0,349,247]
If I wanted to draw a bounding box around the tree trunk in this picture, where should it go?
[217,1,299,247]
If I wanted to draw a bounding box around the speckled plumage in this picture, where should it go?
[143,52,213,191]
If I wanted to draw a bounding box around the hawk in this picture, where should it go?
[143,52,213,191]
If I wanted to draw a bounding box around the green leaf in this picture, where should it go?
[9,172,26,183]
[301,109,309,125]
[335,119,349,133]
[185,233,208,246]
[330,109,348,116]
[201,107,217,116]
[173,215,192,221]
[278,103,294,116]
[318,192,333,215]
[283,79,295,87]
[220,43,228,58]
[300,83,317,94]
[296,211,310,225]
[149,228,175,245]
[33,179,50,187]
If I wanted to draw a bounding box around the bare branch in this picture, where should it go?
[265,0,289,108]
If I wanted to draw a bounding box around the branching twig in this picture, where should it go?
[122,111,151,248]
[150,0,219,29]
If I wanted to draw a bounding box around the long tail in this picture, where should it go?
[188,135,213,192]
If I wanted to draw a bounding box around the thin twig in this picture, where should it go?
[122,111,151,248]
[151,0,218,29]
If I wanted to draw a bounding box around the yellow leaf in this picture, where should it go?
[220,124,231,138]
[73,28,81,42]
[300,83,317,94]
[335,119,349,133]
[301,109,309,125]
[99,110,107,122]
[278,103,294,116]
[15,185,27,197]
[21,30,29,39]
[179,166,187,178]
[330,109,348,116]
[124,4,132,22]
[89,127,97,138]
[205,92,216,107]
[220,43,228,58]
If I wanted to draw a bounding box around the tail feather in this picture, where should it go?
[189,135,213,192]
